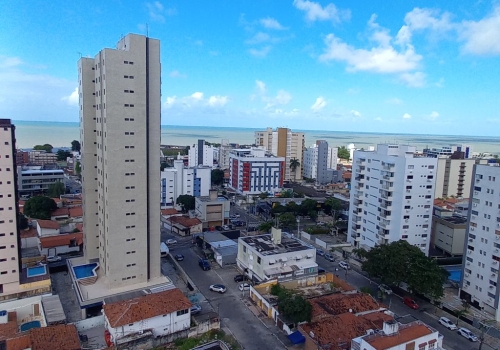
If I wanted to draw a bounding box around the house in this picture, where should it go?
[165,216,202,236]
[160,208,181,228]
[39,232,83,256]
[20,227,39,249]
[50,208,69,221]
[103,288,192,345]
[69,206,83,219]
[5,324,81,350]
[197,231,238,267]
[36,220,60,237]
[195,190,230,230]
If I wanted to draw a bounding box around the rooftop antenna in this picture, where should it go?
[77,52,82,58]
[146,23,149,37]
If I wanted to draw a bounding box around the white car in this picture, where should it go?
[438,317,457,330]
[222,225,230,231]
[238,283,251,291]
[209,284,227,293]
[230,214,240,219]
[165,239,177,245]
[46,256,61,263]
[378,284,393,295]
[339,261,350,270]
[457,327,478,342]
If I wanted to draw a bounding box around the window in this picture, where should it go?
[257,257,261,264]
[177,309,189,316]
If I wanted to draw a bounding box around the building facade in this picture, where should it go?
[228,148,285,195]
[347,145,437,254]
[434,158,476,198]
[160,159,211,207]
[255,127,304,181]
[79,34,161,288]
[461,164,500,320]
[17,166,64,196]
[188,139,214,167]
[423,144,472,158]
[28,150,58,165]
[327,146,338,169]
[195,190,230,229]
[217,139,235,170]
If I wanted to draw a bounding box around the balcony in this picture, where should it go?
[382,183,393,190]
[355,175,365,181]
[356,159,366,166]
[379,220,391,229]
[354,184,363,191]
[380,192,392,199]
[352,215,361,223]
[354,191,364,199]
[354,199,363,206]
[382,163,395,171]
[380,212,391,219]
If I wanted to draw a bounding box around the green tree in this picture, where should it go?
[299,199,319,216]
[357,240,448,300]
[270,284,312,323]
[257,221,273,233]
[278,212,296,229]
[33,144,53,153]
[56,149,72,161]
[323,197,343,217]
[280,189,294,198]
[71,140,81,152]
[259,192,269,199]
[176,195,195,213]
[47,181,66,197]
[23,196,57,219]
[360,286,372,295]
[338,146,350,160]
[285,201,299,215]
[289,158,300,180]
[211,169,224,186]
[17,213,28,230]
[75,161,81,176]
[160,162,168,171]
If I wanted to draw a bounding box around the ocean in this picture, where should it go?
[12,120,500,154]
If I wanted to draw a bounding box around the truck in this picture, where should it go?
[160,242,169,257]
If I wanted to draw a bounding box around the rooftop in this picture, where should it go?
[309,292,385,320]
[51,208,69,217]
[161,208,179,216]
[0,312,18,341]
[68,206,83,217]
[103,288,191,328]
[363,321,435,350]
[240,234,314,256]
[39,232,83,249]
[169,215,202,228]
[434,215,468,225]
[36,220,60,230]
[20,227,38,239]
[29,324,80,350]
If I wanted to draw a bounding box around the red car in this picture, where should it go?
[403,297,419,309]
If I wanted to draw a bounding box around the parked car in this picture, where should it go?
[317,249,325,256]
[378,284,392,295]
[318,267,326,274]
[46,256,61,263]
[198,259,211,271]
[317,221,326,226]
[174,254,184,261]
[222,225,230,231]
[165,239,177,245]
[438,317,457,330]
[403,297,419,309]
[234,274,247,282]
[338,261,350,270]
[457,327,478,341]
[324,254,335,262]
[239,283,251,291]
[190,304,202,315]
[230,214,240,219]
[209,284,227,293]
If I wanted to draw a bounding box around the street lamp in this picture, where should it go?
[296,217,301,239]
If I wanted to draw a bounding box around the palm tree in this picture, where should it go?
[455,308,468,325]
[290,158,300,181]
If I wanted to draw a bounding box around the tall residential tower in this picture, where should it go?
[79,34,161,288]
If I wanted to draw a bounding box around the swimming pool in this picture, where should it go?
[443,265,462,282]
[20,320,41,332]
[73,263,99,279]
[27,265,47,278]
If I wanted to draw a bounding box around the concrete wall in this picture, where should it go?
[73,315,105,331]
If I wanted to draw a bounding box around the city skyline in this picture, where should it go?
[1,0,499,136]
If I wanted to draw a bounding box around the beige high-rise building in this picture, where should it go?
[434,157,476,198]
[79,34,161,289]
[0,119,21,296]
[255,127,305,181]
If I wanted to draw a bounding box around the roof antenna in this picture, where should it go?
[77,52,82,58]
[146,23,149,37]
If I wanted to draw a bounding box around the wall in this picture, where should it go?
[73,315,105,331]
[21,236,39,249]
[432,217,466,256]
[37,226,59,237]
[40,244,80,257]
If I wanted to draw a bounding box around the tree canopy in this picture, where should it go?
[75,161,81,176]
[18,213,28,230]
[278,212,297,229]
[71,140,81,152]
[271,284,312,323]
[355,240,449,300]
[33,144,53,153]
[323,197,343,217]
[47,181,66,198]
[23,196,57,219]
[338,146,350,160]
[211,169,224,186]
[257,221,273,233]
[176,195,195,212]
[56,150,72,161]
[289,158,300,171]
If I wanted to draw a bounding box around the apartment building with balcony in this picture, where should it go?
[347,145,438,254]
[460,164,500,320]
[188,139,214,167]
[255,127,304,182]
[17,166,64,196]
[423,144,472,158]
[434,157,476,198]
[303,141,338,184]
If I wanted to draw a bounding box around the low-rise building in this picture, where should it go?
[237,228,317,283]
[17,166,64,196]
[28,150,58,165]
[432,214,468,257]
[39,232,83,256]
[195,190,230,229]
[164,215,203,236]
[5,324,80,350]
[50,208,70,221]
[36,220,60,237]
[103,288,192,345]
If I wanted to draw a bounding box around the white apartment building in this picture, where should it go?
[217,139,233,170]
[17,166,64,196]
[348,145,437,254]
[255,127,304,181]
[424,144,472,158]
[160,159,211,207]
[327,146,338,169]
[236,229,317,283]
[461,164,500,320]
[0,119,21,297]
[228,148,285,195]
[434,158,476,198]
[188,139,214,167]
[303,141,337,184]
[79,34,161,288]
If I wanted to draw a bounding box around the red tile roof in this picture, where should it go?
[103,288,192,328]
[310,292,384,320]
[37,220,60,230]
[367,323,433,349]
[0,312,18,341]
[51,208,69,217]
[161,208,179,216]
[20,227,38,239]
[69,206,83,217]
[169,215,201,227]
[40,232,83,249]
[6,334,31,350]
[29,324,80,350]
[75,223,83,232]
[342,172,352,179]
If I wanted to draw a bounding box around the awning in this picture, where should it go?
[295,255,302,260]
[287,331,305,344]
[269,259,276,264]
[306,253,313,258]
[281,257,288,262]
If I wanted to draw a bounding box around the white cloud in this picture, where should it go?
[459,6,500,55]
[293,0,351,24]
[146,1,176,23]
[260,17,287,30]
[350,110,361,117]
[169,70,187,78]
[273,90,292,106]
[246,32,271,45]
[403,113,412,119]
[0,56,22,69]
[164,92,228,110]
[249,46,272,57]
[311,97,327,112]
[208,95,228,107]
[374,117,383,121]
[255,80,266,94]
[191,92,204,100]
[399,71,426,87]
[429,111,439,120]
[61,87,79,106]
[385,97,403,105]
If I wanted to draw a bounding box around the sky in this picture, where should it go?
[0,0,499,136]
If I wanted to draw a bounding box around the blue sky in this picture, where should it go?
[0,0,499,136]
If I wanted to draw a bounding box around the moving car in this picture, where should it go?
[234,274,247,282]
[238,283,251,291]
[457,327,478,341]
[339,261,350,270]
[46,256,61,263]
[198,259,211,271]
[324,253,335,262]
[174,254,184,261]
[403,297,419,309]
[190,305,202,315]
[165,239,177,245]
[438,317,457,330]
[222,225,230,231]
[209,284,227,293]
[317,249,325,256]
[378,284,392,295]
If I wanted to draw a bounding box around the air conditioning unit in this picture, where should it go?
[471,227,475,231]
[465,273,470,277]
[493,261,498,265]
[496,236,500,240]
[473,203,478,207]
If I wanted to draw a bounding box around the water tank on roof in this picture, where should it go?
[0,310,8,324]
